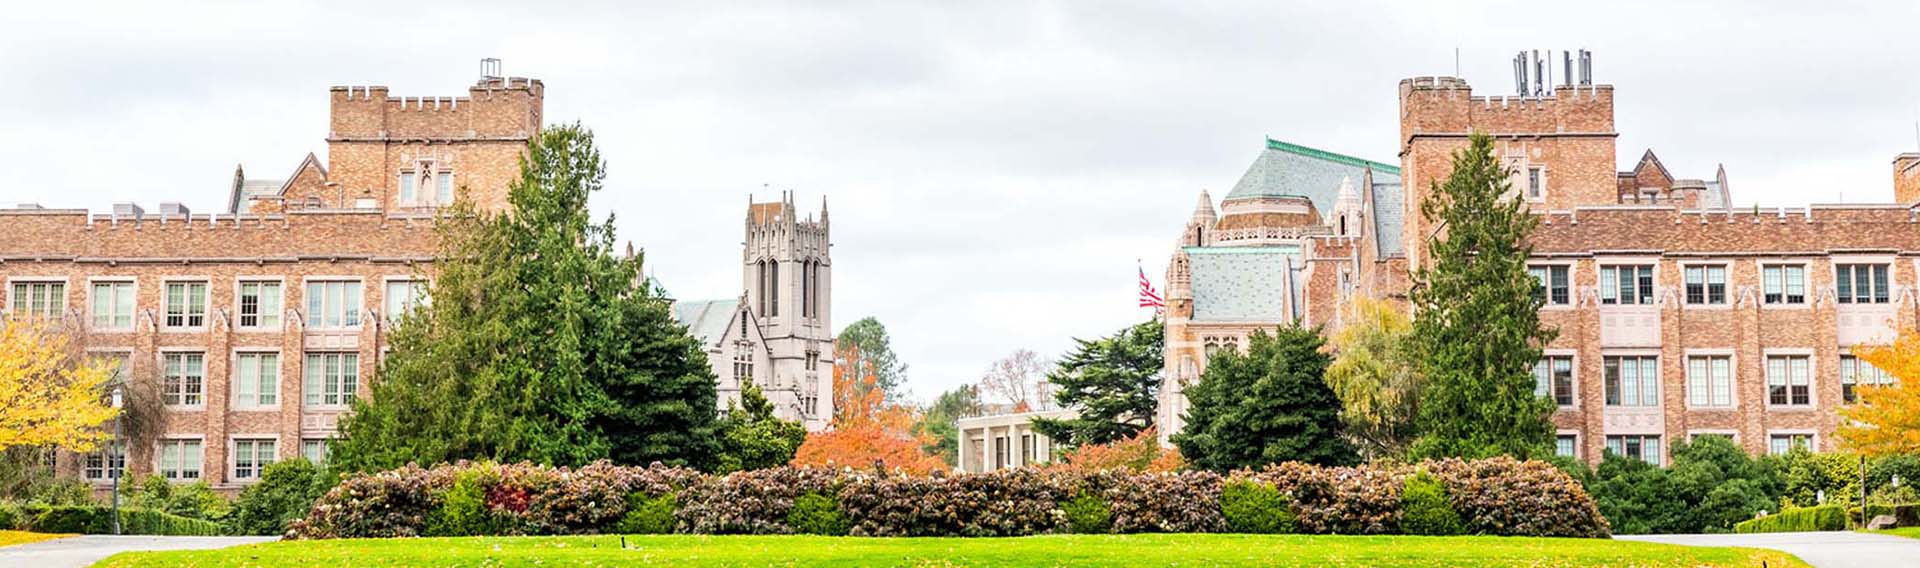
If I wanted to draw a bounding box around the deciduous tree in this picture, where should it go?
[1323,299,1423,460]
[836,317,908,404]
[1839,329,1920,456]
[793,345,944,473]
[1171,325,1356,471]
[0,320,118,452]
[918,385,981,466]
[977,349,1052,411]
[1031,319,1163,448]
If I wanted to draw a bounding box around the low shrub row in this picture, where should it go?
[6,504,223,535]
[1851,503,1920,528]
[289,457,1609,539]
[1733,505,1847,533]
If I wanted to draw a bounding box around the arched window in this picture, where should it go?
[766,261,779,317]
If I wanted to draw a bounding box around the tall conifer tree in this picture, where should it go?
[1172,325,1356,471]
[1031,319,1163,448]
[1408,133,1557,459]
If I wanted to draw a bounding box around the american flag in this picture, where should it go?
[1138,265,1165,310]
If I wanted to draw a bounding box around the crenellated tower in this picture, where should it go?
[742,191,834,430]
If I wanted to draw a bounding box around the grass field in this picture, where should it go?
[1876,527,1920,540]
[95,533,1808,567]
[0,530,71,548]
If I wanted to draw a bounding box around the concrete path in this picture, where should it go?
[1621,531,1920,568]
[0,535,277,568]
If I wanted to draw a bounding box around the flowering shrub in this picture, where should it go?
[290,458,1607,539]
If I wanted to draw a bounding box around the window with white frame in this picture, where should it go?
[1604,356,1659,407]
[1768,434,1814,456]
[304,352,358,406]
[1533,356,1575,407]
[1599,265,1655,305]
[157,439,203,480]
[231,438,277,481]
[1836,264,1891,304]
[1766,355,1812,406]
[305,280,362,328]
[301,439,330,465]
[90,281,134,330]
[10,281,66,319]
[237,281,282,329]
[1526,167,1545,200]
[383,280,429,322]
[1555,435,1578,458]
[732,343,754,383]
[1529,265,1571,306]
[82,441,125,482]
[1683,265,1727,305]
[399,167,455,206]
[1762,265,1806,305]
[1686,355,1733,408]
[232,352,279,408]
[162,352,205,406]
[1605,435,1661,465]
[163,281,208,328]
[1842,354,1894,404]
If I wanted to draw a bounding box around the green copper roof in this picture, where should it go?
[1264,138,1400,175]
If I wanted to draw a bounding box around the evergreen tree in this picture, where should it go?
[836,317,908,403]
[1408,133,1557,460]
[333,124,719,472]
[919,385,981,466]
[1171,325,1357,472]
[713,384,807,473]
[1031,319,1163,448]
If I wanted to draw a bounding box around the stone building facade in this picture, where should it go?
[1,73,545,491]
[1161,67,1920,464]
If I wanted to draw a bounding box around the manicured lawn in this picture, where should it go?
[0,530,72,548]
[95,533,1807,567]
[1875,527,1920,540]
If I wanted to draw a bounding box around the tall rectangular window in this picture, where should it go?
[1604,356,1660,407]
[732,345,754,383]
[1599,265,1655,305]
[1836,264,1891,304]
[1686,356,1733,408]
[301,439,330,465]
[157,439,203,480]
[1769,434,1814,456]
[1529,265,1571,306]
[237,281,282,329]
[399,172,416,204]
[233,352,279,408]
[164,281,208,328]
[1555,435,1577,458]
[384,280,429,322]
[304,352,359,407]
[1533,356,1575,407]
[1683,266,1727,305]
[162,352,205,407]
[1762,265,1806,305]
[82,441,125,482]
[90,281,134,329]
[305,280,362,328]
[231,438,277,481]
[1766,355,1812,406]
[10,281,66,319]
[1841,354,1895,404]
[436,172,454,203]
[1527,167,1544,199]
[1605,435,1661,465]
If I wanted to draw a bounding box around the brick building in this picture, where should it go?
[0,72,545,490]
[1161,58,1920,464]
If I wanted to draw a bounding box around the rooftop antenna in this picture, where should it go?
[1454,47,1460,77]
[1513,51,1528,95]
[479,58,502,81]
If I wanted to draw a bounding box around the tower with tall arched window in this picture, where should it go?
[740,191,834,430]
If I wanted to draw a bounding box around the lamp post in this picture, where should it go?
[109,384,124,536]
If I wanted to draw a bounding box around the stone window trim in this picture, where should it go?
[232,277,287,333]
[301,276,365,330]
[303,351,361,409]
[6,276,71,320]
[230,348,282,411]
[1840,350,1896,405]
[1537,349,1579,408]
[154,436,206,482]
[1687,430,1741,445]
[1756,260,1813,309]
[1678,262,1732,309]
[397,167,456,207]
[1554,430,1581,460]
[1595,258,1661,307]
[85,277,138,332]
[157,348,207,409]
[1682,348,1738,411]
[1528,261,1576,309]
[1762,349,1817,410]
[380,276,431,324]
[159,277,212,330]
[228,434,280,483]
[81,440,127,484]
[1832,259,1896,306]
[1600,350,1662,408]
[1766,430,1818,455]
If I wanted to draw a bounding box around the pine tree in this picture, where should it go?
[1031,319,1163,448]
[1408,132,1557,460]
[1171,325,1356,471]
[333,123,719,472]
[713,384,807,473]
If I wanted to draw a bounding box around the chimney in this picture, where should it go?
[1896,153,1920,205]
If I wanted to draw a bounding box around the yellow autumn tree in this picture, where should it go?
[1839,328,1920,456]
[0,320,120,452]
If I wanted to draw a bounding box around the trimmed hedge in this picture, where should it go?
[1734,505,1847,533]
[1219,479,1294,534]
[1851,503,1920,528]
[290,457,1609,539]
[1398,472,1463,536]
[20,505,223,535]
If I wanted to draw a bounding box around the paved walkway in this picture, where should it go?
[0,535,277,568]
[1620,531,1920,568]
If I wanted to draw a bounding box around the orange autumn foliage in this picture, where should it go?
[1840,328,1920,456]
[1053,426,1184,473]
[791,344,946,474]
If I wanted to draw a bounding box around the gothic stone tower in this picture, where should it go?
[743,192,834,430]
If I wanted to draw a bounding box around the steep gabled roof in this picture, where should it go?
[1224,138,1401,214]
[226,153,326,213]
[672,298,742,347]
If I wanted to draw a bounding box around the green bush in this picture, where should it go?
[0,501,20,530]
[424,468,502,537]
[230,459,334,536]
[1398,472,1463,535]
[25,505,222,535]
[1062,491,1112,534]
[118,474,232,524]
[1734,504,1847,533]
[786,492,850,536]
[1219,479,1294,534]
[614,492,677,534]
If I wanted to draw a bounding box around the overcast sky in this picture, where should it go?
[4,2,1917,403]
